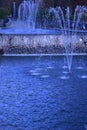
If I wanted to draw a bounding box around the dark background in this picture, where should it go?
[0,0,87,9]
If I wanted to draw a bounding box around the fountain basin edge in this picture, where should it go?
[0,34,87,54]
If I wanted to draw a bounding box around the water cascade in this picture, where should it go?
[18,0,41,29]
[49,6,87,71]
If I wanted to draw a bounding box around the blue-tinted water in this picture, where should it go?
[0,56,87,130]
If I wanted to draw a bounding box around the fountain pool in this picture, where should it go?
[0,55,87,130]
[0,1,87,129]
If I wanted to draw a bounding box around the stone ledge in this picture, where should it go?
[0,34,87,54]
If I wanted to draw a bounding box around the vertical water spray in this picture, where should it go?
[49,6,87,72]
[13,2,16,19]
[18,0,41,29]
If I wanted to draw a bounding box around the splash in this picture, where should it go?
[18,0,41,29]
[49,6,87,71]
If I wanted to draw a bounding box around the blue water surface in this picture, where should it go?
[0,56,87,130]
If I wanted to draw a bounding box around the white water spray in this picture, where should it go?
[18,0,41,29]
[49,6,87,71]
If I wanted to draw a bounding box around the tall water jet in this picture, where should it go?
[13,2,16,19]
[49,6,87,72]
[18,0,41,29]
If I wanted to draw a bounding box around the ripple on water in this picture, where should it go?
[60,76,70,80]
[31,72,41,76]
[75,66,84,70]
[62,65,68,69]
[35,68,42,71]
[30,68,42,73]
[30,70,37,73]
[62,71,69,74]
[47,66,54,69]
[84,124,87,130]
[78,75,87,79]
[41,75,49,78]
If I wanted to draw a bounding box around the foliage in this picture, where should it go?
[37,8,49,19]
[0,7,10,19]
[81,12,87,21]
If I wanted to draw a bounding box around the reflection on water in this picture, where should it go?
[0,56,87,130]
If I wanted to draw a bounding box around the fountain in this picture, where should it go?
[0,2,86,34]
[0,1,87,71]
[1,2,87,129]
[49,6,87,71]
[17,0,41,29]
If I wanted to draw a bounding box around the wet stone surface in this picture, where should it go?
[0,35,87,54]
